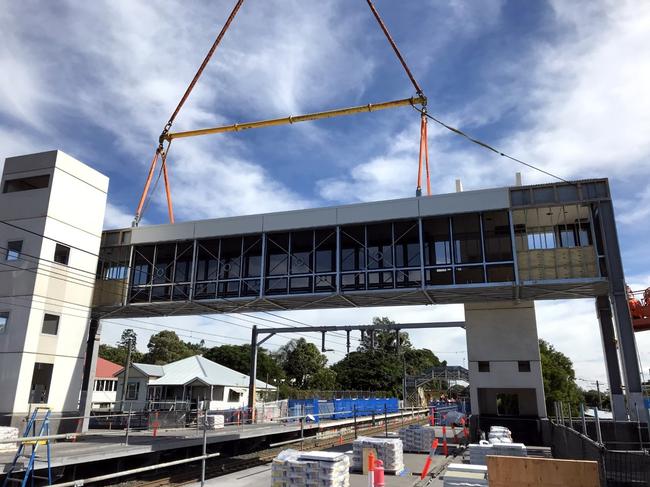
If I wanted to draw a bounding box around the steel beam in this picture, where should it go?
[166,96,426,140]
[255,321,465,336]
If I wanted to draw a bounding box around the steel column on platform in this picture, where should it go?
[595,296,627,421]
[596,201,648,423]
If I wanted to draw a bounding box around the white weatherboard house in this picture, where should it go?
[115,355,275,411]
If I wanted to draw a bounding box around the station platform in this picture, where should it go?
[0,410,428,478]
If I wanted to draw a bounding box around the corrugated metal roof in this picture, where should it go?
[132,363,165,377]
[96,357,123,378]
[148,355,275,389]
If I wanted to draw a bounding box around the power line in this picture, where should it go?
[411,105,574,185]
[0,237,353,346]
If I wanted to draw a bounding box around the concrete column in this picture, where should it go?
[79,318,101,432]
[465,301,546,418]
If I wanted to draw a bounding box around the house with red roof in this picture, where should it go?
[92,357,122,410]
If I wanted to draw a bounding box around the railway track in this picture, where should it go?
[128,415,428,487]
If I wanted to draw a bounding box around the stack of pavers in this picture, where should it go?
[442,464,488,487]
[469,427,527,465]
[351,436,404,473]
[0,426,18,452]
[398,424,438,453]
[271,449,350,487]
[205,414,225,429]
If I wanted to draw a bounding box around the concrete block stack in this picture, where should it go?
[271,449,350,487]
[398,424,437,452]
[469,440,527,465]
[442,464,488,487]
[205,414,225,429]
[469,442,495,465]
[352,436,404,473]
[0,427,18,452]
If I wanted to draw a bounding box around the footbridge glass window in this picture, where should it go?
[242,236,262,296]
[219,237,242,297]
[341,225,366,291]
[394,220,421,288]
[314,229,336,293]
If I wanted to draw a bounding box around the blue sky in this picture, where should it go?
[2,0,649,389]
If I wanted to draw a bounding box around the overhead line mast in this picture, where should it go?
[133,0,429,226]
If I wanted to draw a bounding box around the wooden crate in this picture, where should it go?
[487,455,600,487]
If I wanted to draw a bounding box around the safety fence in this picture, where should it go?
[548,421,650,486]
[549,401,650,486]
[287,397,399,422]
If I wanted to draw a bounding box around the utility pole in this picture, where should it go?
[596,380,603,411]
[120,338,133,409]
[402,354,407,408]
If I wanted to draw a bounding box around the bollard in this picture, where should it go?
[125,403,132,446]
[354,406,358,439]
[367,451,375,487]
[442,425,448,456]
[300,417,304,450]
[201,412,207,487]
[153,411,160,438]
[384,405,388,437]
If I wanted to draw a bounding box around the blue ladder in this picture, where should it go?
[1,407,52,487]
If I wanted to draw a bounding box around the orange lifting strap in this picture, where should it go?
[416,112,431,197]
[133,0,429,225]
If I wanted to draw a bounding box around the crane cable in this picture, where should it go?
[134,0,430,224]
[133,0,245,226]
[365,0,430,196]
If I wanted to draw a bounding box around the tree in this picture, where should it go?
[306,368,338,391]
[203,344,285,385]
[99,329,143,365]
[539,339,584,415]
[117,329,138,351]
[275,338,327,389]
[333,319,443,398]
[357,317,412,352]
[143,330,206,364]
[333,350,403,396]
[583,388,610,410]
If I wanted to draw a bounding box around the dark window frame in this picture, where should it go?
[41,314,59,335]
[0,312,8,334]
[54,243,70,265]
[6,240,23,261]
[3,174,50,193]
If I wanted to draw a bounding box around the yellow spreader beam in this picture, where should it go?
[164,95,426,141]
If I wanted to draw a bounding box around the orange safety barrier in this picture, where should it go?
[420,438,439,479]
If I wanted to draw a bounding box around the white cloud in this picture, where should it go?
[506,0,650,182]
[103,202,136,229]
[0,0,376,222]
